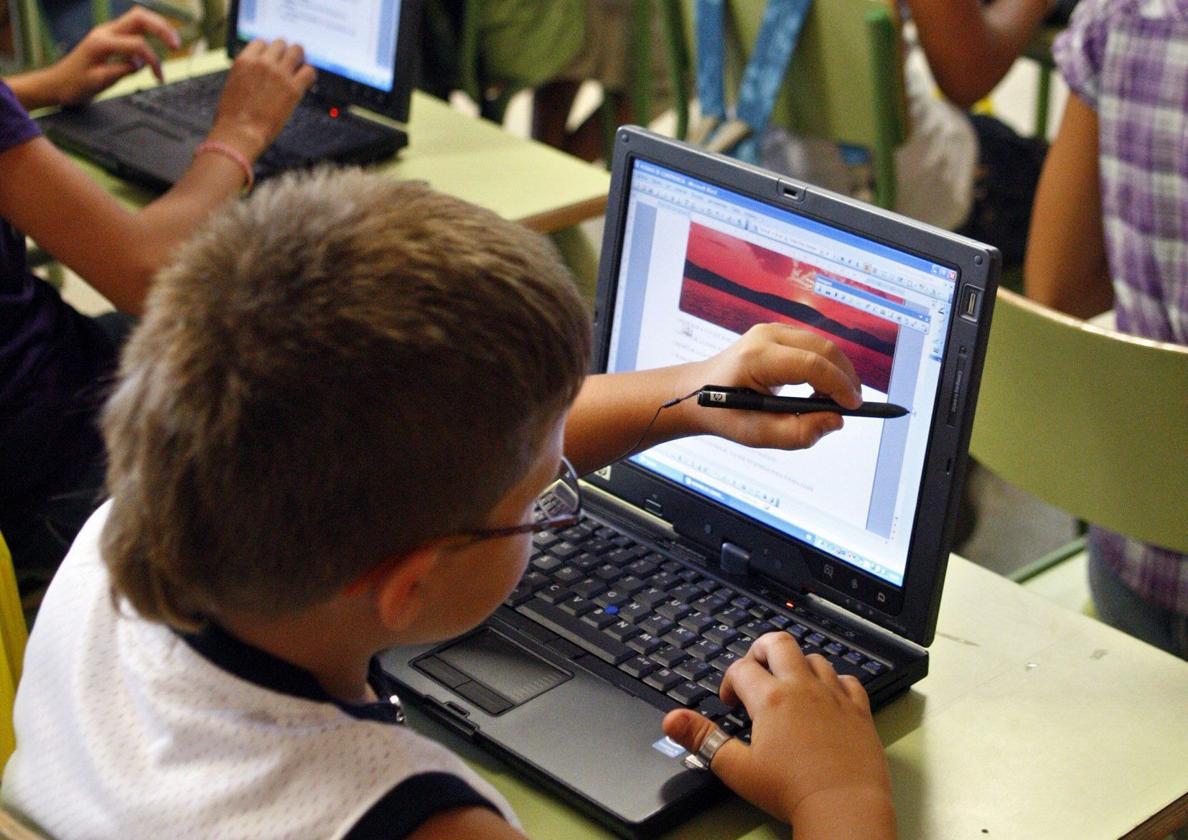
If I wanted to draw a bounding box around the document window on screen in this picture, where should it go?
[607,161,959,588]
[237,0,400,91]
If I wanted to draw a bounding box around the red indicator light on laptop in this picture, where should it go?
[329,107,340,118]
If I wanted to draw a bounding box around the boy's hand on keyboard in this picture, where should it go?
[44,7,181,105]
[209,39,317,161]
[676,323,864,450]
[662,632,896,838]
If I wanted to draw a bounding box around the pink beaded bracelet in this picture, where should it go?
[193,140,255,192]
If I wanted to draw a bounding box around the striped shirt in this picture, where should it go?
[1054,0,1188,613]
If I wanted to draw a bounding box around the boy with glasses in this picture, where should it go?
[3,169,895,839]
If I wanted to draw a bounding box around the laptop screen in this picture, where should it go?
[235,0,402,92]
[606,159,960,590]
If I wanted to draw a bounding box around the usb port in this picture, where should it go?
[960,287,981,321]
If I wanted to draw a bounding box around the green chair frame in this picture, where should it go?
[970,289,1188,579]
[676,0,908,209]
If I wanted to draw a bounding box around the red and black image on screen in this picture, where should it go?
[680,222,901,392]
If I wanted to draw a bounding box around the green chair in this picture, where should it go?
[969,289,1188,594]
[678,0,908,209]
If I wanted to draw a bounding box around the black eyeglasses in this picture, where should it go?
[455,457,582,545]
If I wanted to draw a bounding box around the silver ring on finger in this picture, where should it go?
[682,724,734,771]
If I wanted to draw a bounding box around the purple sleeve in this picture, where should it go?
[0,80,42,154]
[1052,0,1118,111]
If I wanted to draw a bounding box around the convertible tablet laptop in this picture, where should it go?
[37,0,418,190]
[379,128,999,837]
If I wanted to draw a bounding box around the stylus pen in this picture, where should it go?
[697,386,909,419]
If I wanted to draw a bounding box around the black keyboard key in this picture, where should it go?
[620,655,656,679]
[679,612,715,634]
[627,633,662,656]
[710,651,741,673]
[824,641,846,657]
[549,541,581,560]
[843,650,865,665]
[571,579,606,600]
[505,582,536,607]
[532,555,562,574]
[649,571,681,590]
[805,631,827,647]
[538,584,572,604]
[552,566,583,585]
[593,564,623,582]
[559,524,594,543]
[727,636,753,657]
[618,601,651,624]
[571,553,601,572]
[704,624,739,646]
[662,627,698,649]
[533,531,561,550]
[656,600,692,622]
[714,606,750,628]
[768,614,791,629]
[605,620,641,642]
[693,593,730,615]
[625,557,658,577]
[698,672,724,696]
[559,596,596,617]
[677,568,702,583]
[740,619,774,639]
[730,595,755,610]
[748,605,773,620]
[593,589,628,608]
[643,668,683,694]
[686,639,724,662]
[639,615,675,637]
[634,588,668,608]
[582,539,615,556]
[651,645,688,669]
[617,575,646,595]
[668,584,702,604]
[669,682,709,707]
[787,622,807,639]
[862,660,886,677]
[594,526,618,541]
[581,608,618,630]
[675,659,711,682]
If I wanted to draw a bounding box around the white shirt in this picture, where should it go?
[3,502,518,839]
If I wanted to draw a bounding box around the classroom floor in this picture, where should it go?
[56,56,1076,581]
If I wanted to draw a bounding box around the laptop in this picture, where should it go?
[36,0,419,190]
[378,127,999,838]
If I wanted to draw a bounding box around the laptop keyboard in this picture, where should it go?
[127,71,398,168]
[504,516,888,737]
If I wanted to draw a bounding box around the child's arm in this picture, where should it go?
[564,323,863,475]
[0,24,314,315]
[664,632,896,838]
[905,0,1053,109]
[7,7,180,110]
[1023,93,1114,318]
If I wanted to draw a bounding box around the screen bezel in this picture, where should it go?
[590,127,1000,647]
[225,0,420,122]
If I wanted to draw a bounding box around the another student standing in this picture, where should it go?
[1025,0,1188,659]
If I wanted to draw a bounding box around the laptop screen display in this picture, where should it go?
[607,159,959,589]
[236,0,401,92]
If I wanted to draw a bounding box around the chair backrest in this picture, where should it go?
[0,532,27,770]
[680,0,908,207]
[970,289,1188,554]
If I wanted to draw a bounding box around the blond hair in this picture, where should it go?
[101,169,590,630]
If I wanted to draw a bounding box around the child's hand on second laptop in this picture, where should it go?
[42,7,181,106]
[662,632,896,839]
[208,39,317,163]
[674,323,863,450]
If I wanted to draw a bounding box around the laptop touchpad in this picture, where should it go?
[416,628,570,715]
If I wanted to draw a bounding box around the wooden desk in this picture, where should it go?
[75,51,611,234]
[414,556,1188,839]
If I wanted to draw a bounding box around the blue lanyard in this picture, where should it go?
[695,0,812,163]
